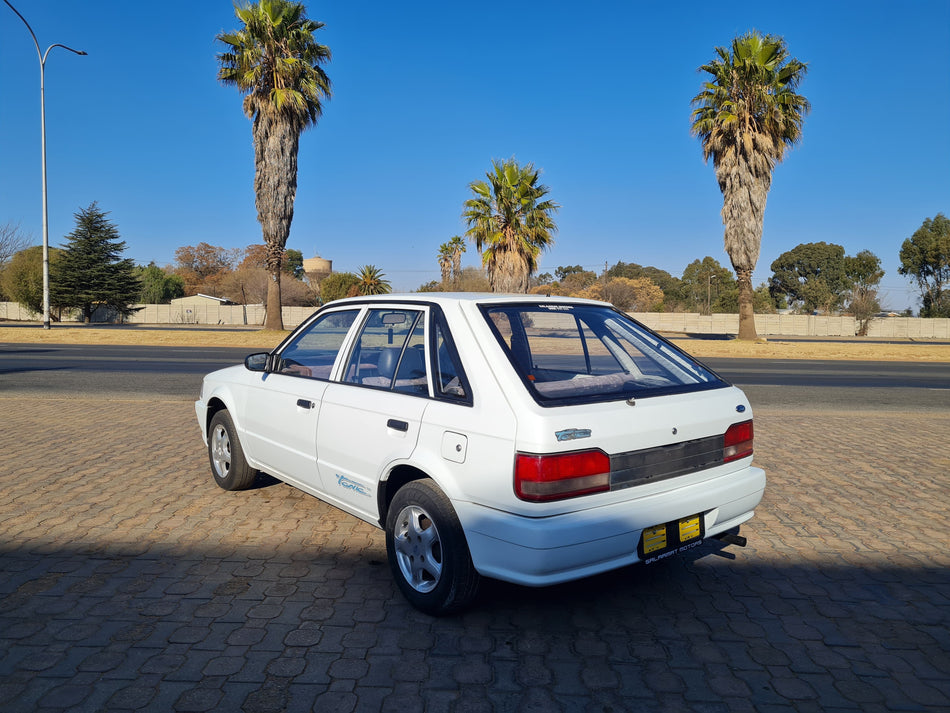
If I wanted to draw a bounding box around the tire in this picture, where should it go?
[207,410,257,491]
[385,479,480,616]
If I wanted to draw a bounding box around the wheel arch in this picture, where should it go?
[204,396,229,435]
[377,464,429,527]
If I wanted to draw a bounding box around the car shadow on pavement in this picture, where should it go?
[248,472,283,490]
[3,537,948,712]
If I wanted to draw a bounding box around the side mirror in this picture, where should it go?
[244,352,270,372]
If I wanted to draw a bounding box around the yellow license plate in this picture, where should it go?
[639,514,704,562]
[642,524,668,555]
[679,516,702,543]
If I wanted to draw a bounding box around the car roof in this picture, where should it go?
[324,293,610,308]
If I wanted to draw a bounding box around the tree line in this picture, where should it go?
[1,205,948,324]
[170,242,392,304]
[419,220,950,329]
[0,208,393,321]
[423,247,886,324]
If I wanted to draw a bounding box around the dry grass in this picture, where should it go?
[0,326,287,349]
[1,324,948,361]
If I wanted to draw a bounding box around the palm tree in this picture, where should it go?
[437,244,453,288]
[447,235,466,286]
[691,31,809,340]
[216,0,331,330]
[462,158,558,293]
[357,265,391,295]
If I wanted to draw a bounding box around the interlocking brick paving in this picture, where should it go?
[1,396,948,712]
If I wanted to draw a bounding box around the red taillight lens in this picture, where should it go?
[723,420,754,463]
[515,450,611,502]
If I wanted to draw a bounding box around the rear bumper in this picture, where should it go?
[455,464,766,587]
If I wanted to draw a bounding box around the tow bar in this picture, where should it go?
[714,531,747,547]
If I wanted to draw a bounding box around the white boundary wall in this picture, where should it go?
[124,303,317,328]
[630,312,950,339]
[2,301,948,338]
[0,301,318,328]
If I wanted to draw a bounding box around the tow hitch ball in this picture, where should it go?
[714,531,747,547]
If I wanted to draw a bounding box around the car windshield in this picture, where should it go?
[481,303,726,404]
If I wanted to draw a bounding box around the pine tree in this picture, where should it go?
[51,202,142,322]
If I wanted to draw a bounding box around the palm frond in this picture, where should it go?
[461,158,558,292]
[215,0,331,128]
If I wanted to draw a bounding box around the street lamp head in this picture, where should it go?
[55,43,86,57]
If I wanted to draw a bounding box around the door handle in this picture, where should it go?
[297,398,314,409]
[387,419,409,432]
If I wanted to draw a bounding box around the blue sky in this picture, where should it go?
[2,1,948,309]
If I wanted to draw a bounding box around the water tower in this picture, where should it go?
[303,256,332,287]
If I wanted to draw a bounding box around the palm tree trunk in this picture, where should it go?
[264,241,283,331]
[718,155,769,341]
[736,267,756,340]
[488,249,529,293]
[253,114,300,331]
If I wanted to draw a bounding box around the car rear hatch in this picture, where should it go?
[513,384,754,505]
[470,299,758,514]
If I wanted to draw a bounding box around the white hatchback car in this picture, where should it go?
[196,294,765,615]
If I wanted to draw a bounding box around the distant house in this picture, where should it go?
[166,294,240,325]
[170,294,236,307]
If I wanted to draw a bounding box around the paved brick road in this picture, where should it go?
[1,396,948,712]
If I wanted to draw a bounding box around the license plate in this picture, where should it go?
[638,514,704,563]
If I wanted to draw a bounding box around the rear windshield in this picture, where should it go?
[481,303,726,405]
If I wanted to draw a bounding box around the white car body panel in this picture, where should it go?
[242,373,329,488]
[316,383,429,522]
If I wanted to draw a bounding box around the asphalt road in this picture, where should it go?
[707,357,950,412]
[0,344,248,400]
[1,343,949,411]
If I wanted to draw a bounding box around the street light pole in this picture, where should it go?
[3,0,86,329]
[706,273,718,316]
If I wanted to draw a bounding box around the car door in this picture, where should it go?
[240,308,360,490]
[316,307,431,521]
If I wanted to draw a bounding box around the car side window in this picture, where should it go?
[487,309,532,375]
[343,309,428,394]
[277,309,359,379]
[434,319,467,400]
[392,318,429,395]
